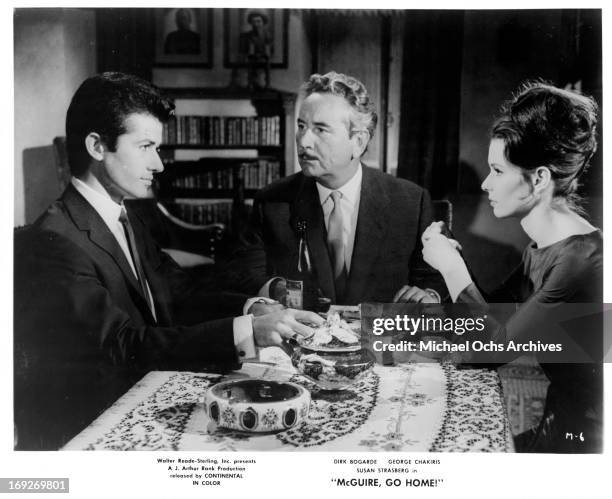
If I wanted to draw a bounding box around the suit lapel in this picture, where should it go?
[127,202,173,324]
[62,185,154,320]
[289,176,336,301]
[345,167,389,303]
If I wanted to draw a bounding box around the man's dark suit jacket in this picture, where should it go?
[226,166,442,304]
[14,185,244,450]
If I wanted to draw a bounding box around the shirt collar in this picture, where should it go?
[316,163,363,206]
[71,176,124,228]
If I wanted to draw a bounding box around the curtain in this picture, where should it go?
[397,11,464,198]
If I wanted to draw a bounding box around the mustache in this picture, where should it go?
[298,151,318,160]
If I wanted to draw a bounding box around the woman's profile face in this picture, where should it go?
[482,138,535,219]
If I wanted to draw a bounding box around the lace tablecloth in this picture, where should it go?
[63,348,513,452]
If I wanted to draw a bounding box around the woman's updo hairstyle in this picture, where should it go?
[491,81,598,210]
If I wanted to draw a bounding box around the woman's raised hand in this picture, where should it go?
[421,222,463,274]
[422,221,462,250]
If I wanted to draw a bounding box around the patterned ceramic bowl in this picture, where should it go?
[204,379,310,432]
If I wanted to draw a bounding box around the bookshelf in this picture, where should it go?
[156,87,297,233]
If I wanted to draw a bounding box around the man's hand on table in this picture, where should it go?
[252,309,324,347]
[392,285,440,303]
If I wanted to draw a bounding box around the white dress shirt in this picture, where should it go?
[71,177,256,359]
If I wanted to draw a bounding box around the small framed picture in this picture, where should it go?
[155,8,213,68]
[224,9,288,68]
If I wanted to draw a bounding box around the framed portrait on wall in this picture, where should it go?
[224,9,288,68]
[155,8,213,67]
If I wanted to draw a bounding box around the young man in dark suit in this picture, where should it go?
[226,71,443,305]
[14,72,321,450]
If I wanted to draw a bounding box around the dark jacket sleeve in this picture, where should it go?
[219,196,272,295]
[455,238,603,363]
[17,230,239,372]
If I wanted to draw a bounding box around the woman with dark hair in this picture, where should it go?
[421,82,602,453]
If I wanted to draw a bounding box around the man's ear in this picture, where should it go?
[531,166,552,194]
[351,130,370,159]
[84,132,106,161]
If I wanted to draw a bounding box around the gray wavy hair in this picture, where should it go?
[301,71,378,139]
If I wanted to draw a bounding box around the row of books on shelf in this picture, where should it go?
[163,115,281,146]
[168,159,281,190]
[168,200,234,226]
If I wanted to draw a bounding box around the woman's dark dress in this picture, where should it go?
[458,231,603,453]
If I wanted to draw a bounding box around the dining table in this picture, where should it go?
[63,346,514,452]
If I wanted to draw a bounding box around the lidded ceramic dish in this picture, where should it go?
[204,379,310,432]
